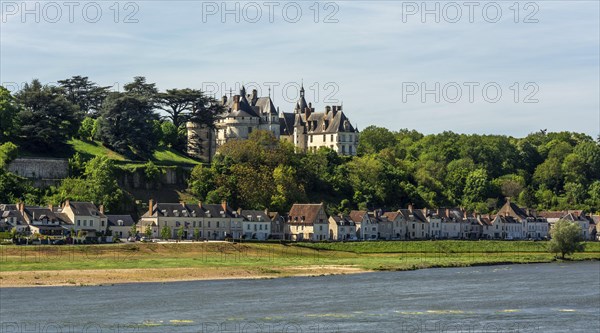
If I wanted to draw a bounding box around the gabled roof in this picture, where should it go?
[497,201,529,220]
[288,203,325,224]
[66,201,106,218]
[279,112,296,135]
[348,210,368,223]
[330,215,355,226]
[145,202,199,218]
[383,211,402,221]
[106,215,136,227]
[254,97,278,115]
[201,203,238,218]
[241,210,272,222]
[398,209,428,223]
[23,206,66,223]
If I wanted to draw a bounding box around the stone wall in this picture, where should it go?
[7,158,69,179]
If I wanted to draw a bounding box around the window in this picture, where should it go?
[341,145,346,154]
[248,127,252,134]
[83,221,87,226]
[77,221,80,226]
[101,221,104,227]
[319,226,323,231]
[217,221,220,228]
[310,136,313,143]
[208,221,211,228]
[323,135,326,142]
[90,221,94,227]
[259,225,263,230]
[247,225,251,230]
[331,135,334,142]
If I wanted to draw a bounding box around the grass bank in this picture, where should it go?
[1,241,598,287]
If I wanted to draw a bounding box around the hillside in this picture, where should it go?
[20,139,200,167]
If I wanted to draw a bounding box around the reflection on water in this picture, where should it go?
[1,262,599,332]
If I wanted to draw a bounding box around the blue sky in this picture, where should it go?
[1,1,599,137]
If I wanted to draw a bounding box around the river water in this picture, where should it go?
[1,262,599,332]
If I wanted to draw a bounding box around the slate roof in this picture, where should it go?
[107,215,136,227]
[279,112,296,135]
[23,206,66,223]
[66,202,106,218]
[241,210,272,222]
[383,211,402,221]
[398,209,428,223]
[331,215,355,226]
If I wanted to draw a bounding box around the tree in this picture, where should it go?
[548,220,585,259]
[177,226,185,240]
[123,76,158,106]
[357,126,396,155]
[57,76,110,117]
[0,142,18,169]
[160,225,171,240]
[97,92,159,158]
[193,228,201,241]
[158,88,204,129]
[144,226,153,238]
[0,86,21,142]
[78,117,97,141]
[15,79,81,152]
[462,169,491,210]
[129,224,137,237]
[159,121,179,147]
[84,156,124,211]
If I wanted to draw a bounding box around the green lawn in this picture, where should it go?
[66,139,199,166]
[1,242,598,273]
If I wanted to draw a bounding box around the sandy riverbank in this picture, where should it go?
[0,265,369,288]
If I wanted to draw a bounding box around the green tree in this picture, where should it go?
[548,220,585,259]
[0,86,21,142]
[129,224,137,237]
[144,226,153,238]
[160,225,171,240]
[123,76,158,105]
[97,92,158,158]
[78,117,97,141]
[0,142,18,169]
[177,226,185,240]
[57,75,110,117]
[84,156,124,211]
[158,88,204,129]
[357,126,396,155]
[193,228,201,241]
[159,121,179,147]
[462,169,491,210]
[15,79,81,152]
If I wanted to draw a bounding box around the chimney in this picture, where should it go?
[148,199,154,216]
[463,210,468,219]
[308,102,312,110]
[180,201,186,207]
[198,201,203,209]
[408,204,413,213]
[445,208,450,218]
[65,199,70,208]
[325,106,331,114]
[251,89,257,101]
[221,95,227,105]
[221,200,228,212]
[99,205,104,214]
[18,202,24,214]
[232,95,240,110]
[48,204,53,211]
[332,105,338,116]
[264,208,269,215]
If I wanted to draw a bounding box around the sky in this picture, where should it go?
[1,0,599,138]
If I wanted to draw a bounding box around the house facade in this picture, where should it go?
[240,210,272,240]
[328,214,357,241]
[60,201,108,234]
[286,203,329,241]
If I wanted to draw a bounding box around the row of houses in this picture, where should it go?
[1,200,598,242]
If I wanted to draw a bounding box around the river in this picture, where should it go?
[1,262,599,332]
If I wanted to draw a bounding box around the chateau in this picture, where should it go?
[187,85,359,162]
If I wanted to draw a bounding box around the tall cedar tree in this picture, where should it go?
[15,79,81,152]
[57,76,111,117]
[97,92,158,158]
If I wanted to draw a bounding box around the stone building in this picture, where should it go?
[187,84,359,162]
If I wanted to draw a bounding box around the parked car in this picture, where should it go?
[51,239,65,245]
[127,237,136,242]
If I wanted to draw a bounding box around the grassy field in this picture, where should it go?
[20,139,200,166]
[1,241,598,287]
